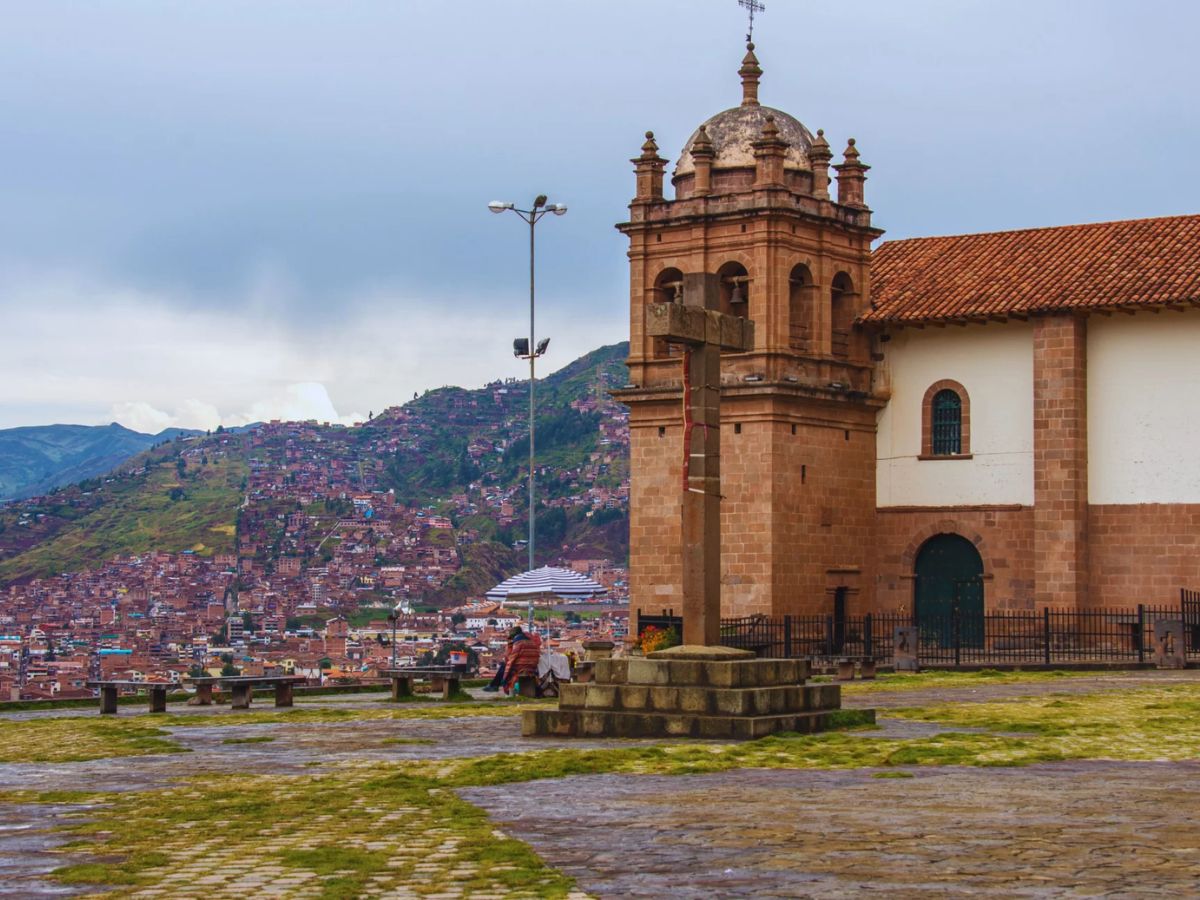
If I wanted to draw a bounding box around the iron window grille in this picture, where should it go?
[931,389,962,455]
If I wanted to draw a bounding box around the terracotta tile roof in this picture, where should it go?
[863,214,1200,324]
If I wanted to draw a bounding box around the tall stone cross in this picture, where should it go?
[646,273,755,646]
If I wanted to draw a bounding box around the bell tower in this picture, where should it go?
[616,42,885,623]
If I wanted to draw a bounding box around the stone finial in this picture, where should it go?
[739,41,762,107]
[640,130,660,160]
[833,137,870,209]
[752,114,788,188]
[691,125,715,157]
[632,130,668,202]
[690,125,716,197]
[809,128,833,201]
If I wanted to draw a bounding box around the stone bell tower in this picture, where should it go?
[615,42,885,623]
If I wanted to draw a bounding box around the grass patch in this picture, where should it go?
[841,668,1115,695]
[888,685,1200,760]
[0,717,185,763]
[221,735,276,745]
[51,767,577,896]
[872,770,914,778]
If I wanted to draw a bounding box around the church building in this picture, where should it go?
[616,42,1200,625]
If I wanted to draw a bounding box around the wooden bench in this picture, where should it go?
[186,675,307,709]
[383,667,462,701]
[87,680,174,715]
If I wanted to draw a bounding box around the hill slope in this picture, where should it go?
[0,422,197,502]
[0,450,245,582]
[0,342,630,598]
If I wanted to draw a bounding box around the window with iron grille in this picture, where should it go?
[931,389,962,455]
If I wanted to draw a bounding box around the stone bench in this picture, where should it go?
[835,658,878,681]
[87,680,174,715]
[383,667,461,701]
[186,675,306,710]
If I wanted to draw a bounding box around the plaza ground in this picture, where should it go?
[1,669,1197,897]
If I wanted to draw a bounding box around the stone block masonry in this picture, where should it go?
[522,646,871,740]
[1034,314,1089,609]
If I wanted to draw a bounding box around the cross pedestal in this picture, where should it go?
[645,273,753,646]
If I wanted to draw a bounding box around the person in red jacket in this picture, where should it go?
[502,625,542,695]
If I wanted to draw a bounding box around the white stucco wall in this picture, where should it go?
[1089,310,1200,503]
[876,322,1034,507]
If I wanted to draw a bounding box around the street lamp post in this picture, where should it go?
[387,610,398,670]
[488,195,567,631]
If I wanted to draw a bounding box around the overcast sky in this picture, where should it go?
[2,0,1197,432]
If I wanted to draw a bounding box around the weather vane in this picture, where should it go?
[738,0,765,43]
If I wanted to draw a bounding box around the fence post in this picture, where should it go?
[864,613,873,660]
[825,615,834,658]
[1136,604,1145,664]
[1043,607,1052,665]
[783,615,793,658]
[953,606,961,667]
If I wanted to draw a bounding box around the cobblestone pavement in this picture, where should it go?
[3,672,1197,897]
[462,760,1200,898]
[0,804,82,897]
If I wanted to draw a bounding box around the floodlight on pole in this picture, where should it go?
[487,194,568,630]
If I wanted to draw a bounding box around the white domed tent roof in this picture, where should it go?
[486,566,607,601]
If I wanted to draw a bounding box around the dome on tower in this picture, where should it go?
[674,105,814,177]
[673,41,814,179]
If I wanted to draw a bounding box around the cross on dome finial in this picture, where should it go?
[738,0,765,44]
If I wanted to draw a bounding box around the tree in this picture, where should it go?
[318,657,333,670]
[220,662,240,677]
[450,612,467,626]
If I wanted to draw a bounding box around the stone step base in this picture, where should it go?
[595,657,810,689]
[558,682,840,718]
[522,707,872,740]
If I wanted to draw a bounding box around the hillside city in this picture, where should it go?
[0,345,633,700]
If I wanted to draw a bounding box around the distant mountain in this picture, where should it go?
[0,422,199,502]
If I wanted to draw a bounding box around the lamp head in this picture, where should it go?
[513,337,530,357]
[533,194,548,209]
[535,337,550,356]
[551,204,568,216]
[488,200,514,214]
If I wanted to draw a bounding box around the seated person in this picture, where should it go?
[502,625,542,695]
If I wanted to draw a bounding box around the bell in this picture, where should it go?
[730,283,745,304]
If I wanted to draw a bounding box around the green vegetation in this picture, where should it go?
[839,668,1115,694]
[0,455,245,582]
[0,718,186,763]
[52,766,577,897]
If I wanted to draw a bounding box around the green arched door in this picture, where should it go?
[914,534,984,648]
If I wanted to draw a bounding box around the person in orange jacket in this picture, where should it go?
[502,625,542,695]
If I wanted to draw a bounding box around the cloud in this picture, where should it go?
[109,401,174,435]
[234,382,362,428]
[0,267,623,431]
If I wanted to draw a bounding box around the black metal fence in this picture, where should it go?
[637,600,1200,667]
